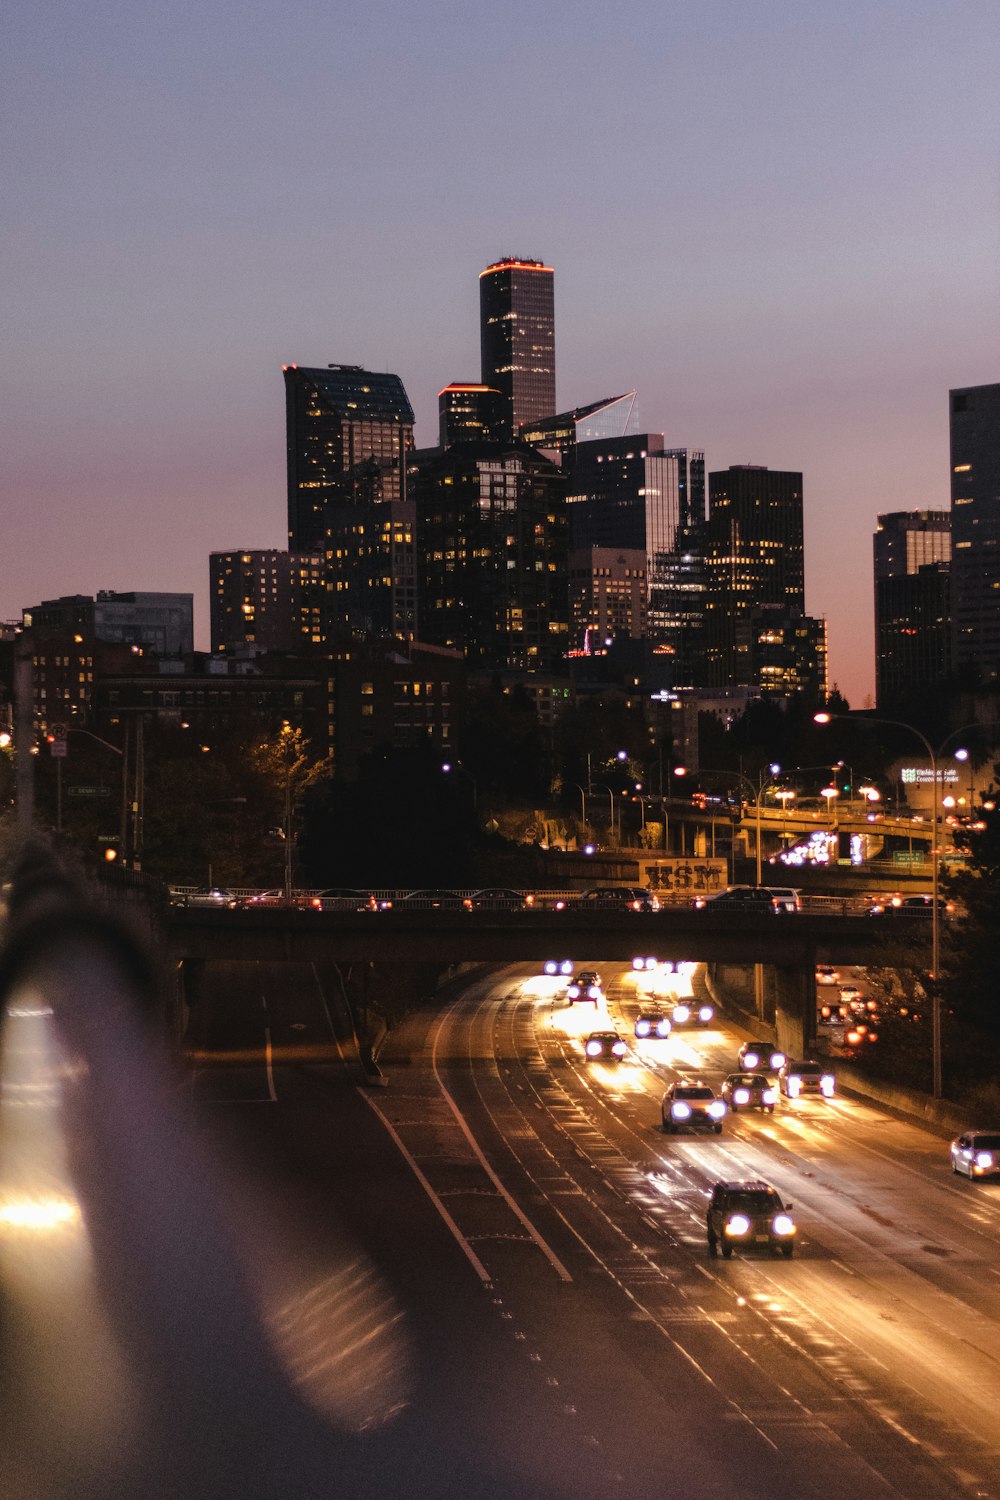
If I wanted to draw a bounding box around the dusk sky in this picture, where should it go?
[4,0,998,705]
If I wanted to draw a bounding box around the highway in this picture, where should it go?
[180,958,1000,1499]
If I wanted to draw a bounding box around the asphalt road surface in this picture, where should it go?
[162,958,1000,1500]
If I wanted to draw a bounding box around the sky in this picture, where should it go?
[3,0,998,706]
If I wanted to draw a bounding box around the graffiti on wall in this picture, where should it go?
[640,858,728,894]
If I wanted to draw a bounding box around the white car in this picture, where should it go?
[815,964,840,986]
[950,1131,1000,1180]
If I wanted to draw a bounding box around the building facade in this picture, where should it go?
[520,392,639,466]
[283,363,415,555]
[479,258,555,441]
[210,550,325,654]
[702,466,805,690]
[438,384,502,448]
[23,592,193,658]
[950,382,1000,680]
[568,547,648,652]
[415,441,569,672]
[873,511,951,706]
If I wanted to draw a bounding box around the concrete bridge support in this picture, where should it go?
[773,963,816,1059]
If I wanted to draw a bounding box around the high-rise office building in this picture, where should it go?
[950,382,1000,679]
[568,547,647,652]
[210,550,325,654]
[702,466,814,693]
[415,441,568,672]
[438,383,502,448]
[479,258,555,440]
[283,364,415,554]
[873,511,951,707]
[520,392,639,465]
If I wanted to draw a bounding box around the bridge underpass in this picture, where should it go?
[169,907,931,1065]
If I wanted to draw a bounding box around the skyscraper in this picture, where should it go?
[873,511,951,707]
[438,383,502,448]
[415,440,568,672]
[701,466,823,696]
[284,364,415,554]
[950,382,1000,679]
[479,258,555,440]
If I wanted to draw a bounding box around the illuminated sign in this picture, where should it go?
[900,767,959,784]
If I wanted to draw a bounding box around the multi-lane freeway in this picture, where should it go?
[178,957,1000,1500]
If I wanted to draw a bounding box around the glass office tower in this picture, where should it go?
[950,383,1000,679]
[480,258,555,441]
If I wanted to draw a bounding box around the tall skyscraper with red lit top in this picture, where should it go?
[479,257,555,441]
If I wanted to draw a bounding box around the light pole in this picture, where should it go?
[592,783,616,844]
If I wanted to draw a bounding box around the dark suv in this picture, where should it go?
[706,1180,797,1259]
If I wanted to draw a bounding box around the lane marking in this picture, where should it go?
[263,1025,278,1101]
[358,1089,491,1284]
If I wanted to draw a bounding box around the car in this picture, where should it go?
[815,964,841,986]
[543,958,575,977]
[868,893,956,917]
[667,1000,715,1027]
[721,1073,778,1113]
[737,1041,786,1072]
[693,885,800,913]
[634,1009,672,1040]
[396,888,466,908]
[818,1001,850,1026]
[950,1131,1000,1180]
[579,886,659,911]
[584,1031,626,1061]
[308,888,379,911]
[234,889,288,909]
[662,1081,726,1133]
[779,1060,836,1099]
[706,1180,797,1259]
[181,888,237,908]
[566,971,603,1004]
[839,983,863,1004]
[467,887,531,909]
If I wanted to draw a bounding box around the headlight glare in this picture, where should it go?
[734,1088,750,1105]
[699,1006,714,1023]
[725,1215,750,1236]
[708,1100,726,1119]
[671,1101,691,1119]
[763,1087,778,1104]
[770,1051,786,1069]
[772,1215,796,1236]
[821,1075,835,1096]
[976,1151,993,1170]
[673,1005,690,1024]
[612,1041,626,1056]
[585,1040,602,1057]
[743,1050,760,1069]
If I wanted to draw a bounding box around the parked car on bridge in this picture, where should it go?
[467,887,531,909]
[721,1073,778,1113]
[396,889,467,909]
[867,893,956,917]
[737,1041,786,1072]
[309,888,379,911]
[706,1180,796,1258]
[662,1081,726,1133]
[579,886,659,911]
[693,885,800,913]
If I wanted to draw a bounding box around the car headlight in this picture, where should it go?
[699,1006,714,1023]
[707,1101,726,1119]
[772,1214,796,1237]
[671,1101,691,1119]
[788,1078,801,1097]
[560,960,573,974]
[975,1151,994,1171]
[821,1075,835,1096]
[673,1005,690,1024]
[655,1019,671,1037]
[632,957,644,970]
[770,1052,786,1069]
[635,1019,651,1037]
[588,986,601,999]
[567,985,580,998]
[725,1214,750,1236]
[585,1040,602,1057]
[743,1050,760,1069]
[612,1041,626,1056]
[734,1088,750,1105]
[544,961,557,975]
[763,1087,778,1104]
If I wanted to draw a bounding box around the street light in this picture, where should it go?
[814,709,982,1099]
[441,761,478,810]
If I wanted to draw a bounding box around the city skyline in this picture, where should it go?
[4,0,998,705]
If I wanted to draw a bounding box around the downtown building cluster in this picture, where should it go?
[4,259,998,776]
